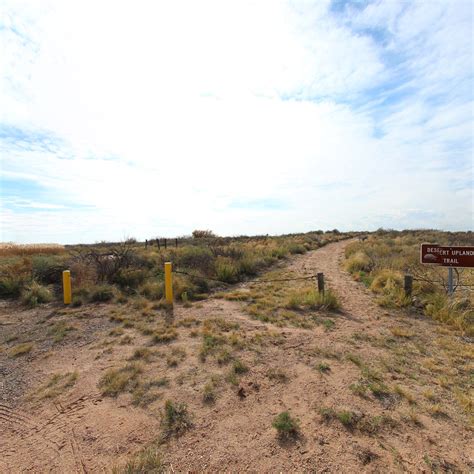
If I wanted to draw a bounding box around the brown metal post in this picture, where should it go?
[404,275,413,297]
[317,273,325,295]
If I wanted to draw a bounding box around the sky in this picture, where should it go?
[0,0,473,244]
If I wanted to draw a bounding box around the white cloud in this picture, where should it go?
[0,0,472,243]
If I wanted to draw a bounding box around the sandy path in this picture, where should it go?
[0,239,472,472]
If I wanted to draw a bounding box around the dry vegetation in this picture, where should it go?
[1,230,473,472]
[0,230,349,307]
[345,229,474,335]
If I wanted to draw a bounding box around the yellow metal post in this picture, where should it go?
[164,262,173,305]
[63,270,72,305]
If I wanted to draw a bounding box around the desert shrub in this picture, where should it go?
[0,275,24,299]
[176,246,214,271]
[370,269,403,293]
[90,284,115,302]
[286,288,339,311]
[99,363,142,396]
[116,446,163,474]
[287,243,306,255]
[21,281,53,307]
[271,246,289,259]
[140,281,164,300]
[424,294,473,335]
[238,255,262,276]
[32,256,65,284]
[172,275,198,300]
[192,229,216,239]
[113,269,148,289]
[69,261,97,288]
[161,400,192,438]
[272,411,300,438]
[202,382,216,404]
[215,258,239,283]
[345,251,372,273]
[232,359,249,374]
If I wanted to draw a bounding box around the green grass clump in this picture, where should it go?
[286,288,339,311]
[115,446,163,474]
[21,281,53,307]
[272,411,300,438]
[161,400,192,438]
[215,260,239,283]
[320,407,358,430]
[98,363,142,397]
[202,382,216,404]
[0,275,24,299]
[317,362,331,373]
[232,359,249,374]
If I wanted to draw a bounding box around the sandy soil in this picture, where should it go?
[0,240,472,473]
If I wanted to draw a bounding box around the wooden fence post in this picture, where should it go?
[175,238,178,248]
[164,262,173,305]
[145,239,148,249]
[164,239,167,249]
[404,275,413,297]
[157,239,160,250]
[317,272,325,295]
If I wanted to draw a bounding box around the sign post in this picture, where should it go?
[420,244,474,295]
[447,267,454,296]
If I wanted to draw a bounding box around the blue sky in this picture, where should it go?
[0,0,472,243]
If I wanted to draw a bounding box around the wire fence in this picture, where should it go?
[174,269,316,286]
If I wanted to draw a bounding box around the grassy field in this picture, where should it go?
[344,230,474,335]
[0,230,352,307]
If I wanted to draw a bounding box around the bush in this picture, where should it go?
[238,255,261,276]
[287,243,306,255]
[345,251,372,273]
[192,229,216,239]
[370,269,403,294]
[424,294,473,335]
[32,256,64,284]
[99,363,142,397]
[176,246,214,271]
[272,411,300,438]
[113,269,148,289]
[215,259,239,283]
[161,400,192,438]
[0,276,23,299]
[21,281,53,307]
[116,446,163,474]
[140,281,164,300]
[90,285,115,302]
[286,288,339,311]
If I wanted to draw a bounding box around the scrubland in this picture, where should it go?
[344,229,473,335]
[0,229,473,472]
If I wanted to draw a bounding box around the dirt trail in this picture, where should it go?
[0,239,472,472]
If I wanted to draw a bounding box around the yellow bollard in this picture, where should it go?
[164,262,173,305]
[63,270,72,305]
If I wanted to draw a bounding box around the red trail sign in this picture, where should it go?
[420,244,474,268]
